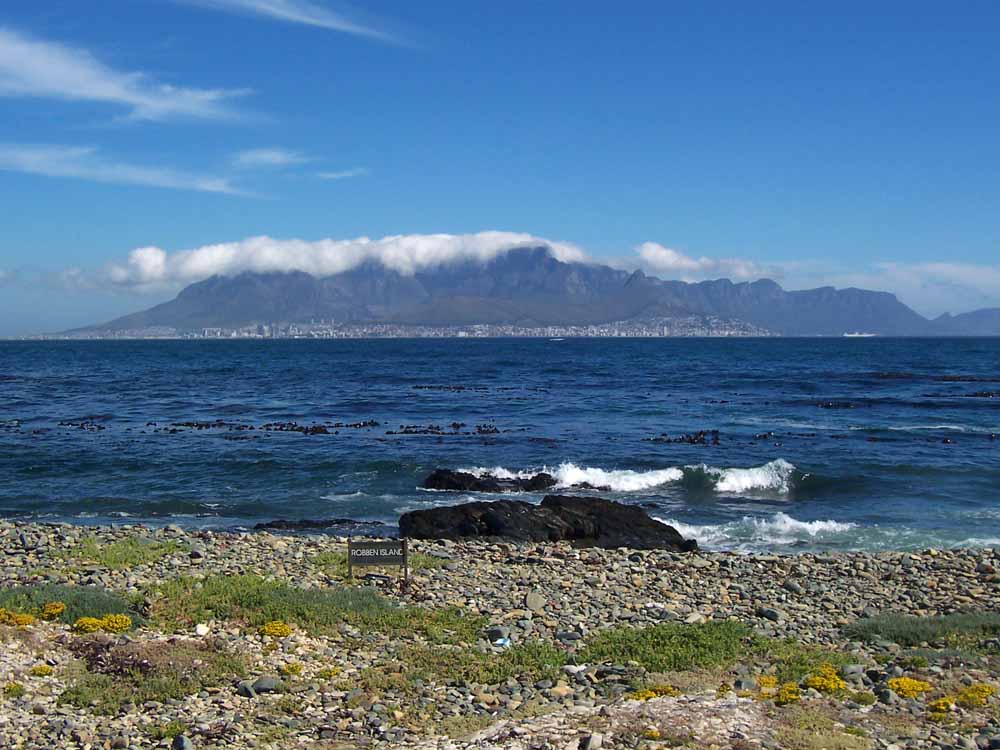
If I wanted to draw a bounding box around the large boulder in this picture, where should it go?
[399,494,697,551]
[422,469,557,493]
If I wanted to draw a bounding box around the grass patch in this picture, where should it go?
[311,549,443,579]
[576,620,752,673]
[58,535,187,570]
[775,706,872,750]
[844,612,1000,648]
[0,584,143,628]
[150,574,483,641]
[59,636,245,714]
[755,639,853,684]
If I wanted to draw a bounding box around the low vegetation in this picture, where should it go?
[576,620,752,673]
[60,636,246,714]
[0,584,143,628]
[757,639,853,684]
[844,611,1000,648]
[149,574,483,641]
[774,705,872,750]
[57,535,187,570]
[351,641,566,698]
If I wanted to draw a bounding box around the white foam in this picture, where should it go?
[552,463,684,492]
[885,424,971,432]
[462,459,797,494]
[699,458,798,493]
[461,463,684,492]
[657,512,857,551]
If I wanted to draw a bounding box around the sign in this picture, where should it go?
[347,539,410,588]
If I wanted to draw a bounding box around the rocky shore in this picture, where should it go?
[0,521,998,750]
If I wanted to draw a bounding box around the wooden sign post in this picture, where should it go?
[347,538,410,590]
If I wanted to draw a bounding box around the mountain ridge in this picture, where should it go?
[82,246,999,336]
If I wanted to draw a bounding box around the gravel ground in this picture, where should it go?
[1,521,998,750]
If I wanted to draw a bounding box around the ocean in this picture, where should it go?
[1,338,997,552]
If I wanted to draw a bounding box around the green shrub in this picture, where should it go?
[0,584,143,627]
[354,641,566,696]
[150,574,482,641]
[844,612,1000,647]
[60,637,245,714]
[756,639,852,684]
[59,535,187,570]
[577,620,751,673]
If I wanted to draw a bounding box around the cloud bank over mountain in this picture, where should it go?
[16,231,1000,320]
[105,232,588,290]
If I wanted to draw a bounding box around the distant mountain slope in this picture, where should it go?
[84,246,997,336]
[932,308,1000,336]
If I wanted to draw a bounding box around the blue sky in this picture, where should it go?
[2,0,1000,334]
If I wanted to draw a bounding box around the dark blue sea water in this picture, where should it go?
[1,339,998,552]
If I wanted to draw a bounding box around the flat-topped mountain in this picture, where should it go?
[83,246,998,336]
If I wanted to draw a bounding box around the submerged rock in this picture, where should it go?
[422,468,557,493]
[253,518,388,532]
[399,494,697,551]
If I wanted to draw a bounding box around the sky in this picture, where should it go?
[1,0,1000,335]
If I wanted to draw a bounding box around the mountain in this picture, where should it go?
[931,308,1000,336]
[83,246,999,336]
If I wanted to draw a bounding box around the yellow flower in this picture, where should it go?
[631,684,681,700]
[928,696,954,713]
[775,682,801,706]
[259,621,293,638]
[317,667,341,680]
[41,602,66,620]
[12,613,36,627]
[887,677,932,699]
[279,662,303,677]
[100,614,132,634]
[642,728,662,740]
[956,683,995,708]
[758,675,778,689]
[2,682,25,698]
[73,616,103,634]
[804,663,847,694]
[29,665,53,678]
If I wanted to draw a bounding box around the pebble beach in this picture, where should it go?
[1,522,999,750]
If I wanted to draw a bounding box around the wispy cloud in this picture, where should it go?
[0,144,241,194]
[103,232,587,290]
[317,167,367,180]
[0,268,14,286]
[174,0,398,43]
[0,27,249,121]
[232,148,312,168]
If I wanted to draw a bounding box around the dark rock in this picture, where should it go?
[252,676,283,693]
[422,469,557,494]
[399,494,697,551]
[172,736,194,750]
[253,518,388,532]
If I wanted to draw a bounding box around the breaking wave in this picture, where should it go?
[659,512,857,551]
[461,458,801,495]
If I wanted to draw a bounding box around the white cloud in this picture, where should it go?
[0,269,13,285]
[0,143,240,194]
[317,167,367,180]
[105,232,588,289]
[174,0,397,42]
[0,27,248,121]
[636,242,775,281]
[232,148,311,168]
